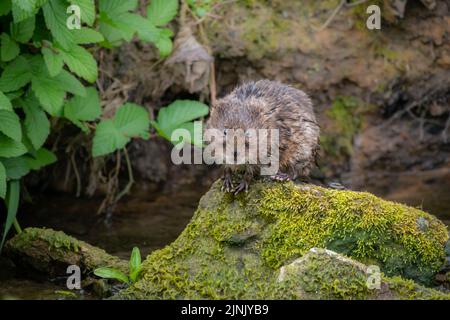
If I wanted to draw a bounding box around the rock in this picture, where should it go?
[115,180,449,299]
[5,228,127,278]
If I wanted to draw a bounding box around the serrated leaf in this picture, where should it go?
[10,16,35,43]
[31,76,65,115]
[0,161,6,199]
[5,90,24,102]
[42,46,63,76]
[13,0,35,12]
[59,44,97,83]
[0,92,13,111]
[99,0,138,16]
[98,12,137,46]
[155,34,172,57]
[68,0,95,26]
[0,56,32,92]
[94,267,129,284]
[25,148,57,170]
[0,33,20,62]
[42,0,75,50]
[64,87,100,130]
[0,133,27,158]
[1,156,30,179]
[23,96,50,150]
[0,1,12,16]
[92,120,128,157]
[11,0,46,23]
[54,69,86,96]
[113,103,149,137]
[0,180,20,251]
[0,110,22,141]
[155,100,209,140]
[73,28,104,44]
[147,0,178,27]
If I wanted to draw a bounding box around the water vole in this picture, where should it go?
[206,80,320,194]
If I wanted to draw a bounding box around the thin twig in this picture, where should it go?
[115,147,134,203]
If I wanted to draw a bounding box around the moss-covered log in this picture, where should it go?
[5,228,127,278]
[115,180,449,299]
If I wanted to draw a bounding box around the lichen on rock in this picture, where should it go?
[115,179,449,299]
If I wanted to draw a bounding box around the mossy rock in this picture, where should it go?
[116,180,449,299]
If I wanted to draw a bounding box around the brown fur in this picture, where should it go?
[206,80,320,192]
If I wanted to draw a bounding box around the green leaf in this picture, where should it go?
[59,44,97,83]
[54,69,86,96]
[0,56,32,92]
[1,157,30,179]
[155,34,173,57]
[0,180,20,251]
[0,133,27,157]
[64,87,100,131]
[99,0,138,16]
[68,0,95,26]
[147,0,179,27]
[5,90,24,102]
[12,0,47,23]
[42,46,64,76]
[13,0,35,12]
[0,161,6,199]
[31,76,65,116]
[113,103,150,138]
[92,120,128,157]
[0,33,20,62]
[42,0,75,50]
[72,28,105,44]
[0,110,22,141]
[154,100,209,140]
[25,147,57,170]
[98,12,137,46]
[129,247,141,283]
[0,1,12,16]
[0,92,13,111]
[10,16,35,43]
[23,96,50,150]
[93,267,129,284]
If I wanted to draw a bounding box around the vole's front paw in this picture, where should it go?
[233,180,249,195]
[222,176,234,192]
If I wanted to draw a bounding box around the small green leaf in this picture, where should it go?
[10,16,35,43]
[42,0,75,50]
[72,28,105,44]
[114,103,150,138]
[93,267,129,284]
[31,76,65,116]
[54,69,86,97]
[0,92,13,111]
[23,95,50,150]
[0,110,22,141]
[42,46,64,76]
[59,44,98,83]
[0,33,20,62]
[92,120,128,157]
[0,179,20,251]
[99,0,138,16]
[64,87,100,130]
[1,156,30,179]
[147,0,179,27]
[155,34,173,57]
[0,1,12,16]
[25,148,57,170]
[154,100,209,142]
[0,161,6,199]
[0,56,32,93]
[129,247,141,283]
[68,0,95,26]
[0,133,27,158]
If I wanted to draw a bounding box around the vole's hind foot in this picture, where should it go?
[270,172,291,182]
[233,180,249,195]
[222,176,234,192]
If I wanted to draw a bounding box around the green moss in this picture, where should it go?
[115,180,449,299]
[10,227,80,253]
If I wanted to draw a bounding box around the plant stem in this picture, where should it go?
[13,218,22,234]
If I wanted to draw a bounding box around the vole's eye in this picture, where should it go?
[245,130,251,137]
[223,129,228,136]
